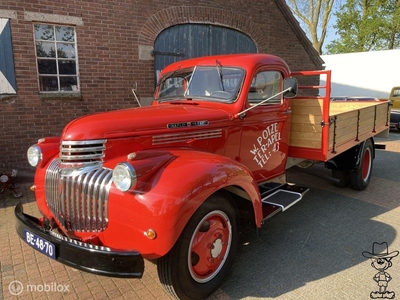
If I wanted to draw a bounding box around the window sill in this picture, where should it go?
[39,92,82,100]
[0,94,17,101]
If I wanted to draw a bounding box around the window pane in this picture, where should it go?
[60,76,78,91]
[57,43,76,58]
[58,60,76,75]
[39,76,58,91]
[249,71,282,104]
[36,42,56,58]
[34,23,79,93]
[38,59,57,74]
[34,24,54,41]
[56,26,75,42]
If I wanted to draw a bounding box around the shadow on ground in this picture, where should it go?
[221,187,395,298]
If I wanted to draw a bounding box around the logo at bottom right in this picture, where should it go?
[363,242,399,299]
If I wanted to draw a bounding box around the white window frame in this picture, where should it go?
[33,23,80,93]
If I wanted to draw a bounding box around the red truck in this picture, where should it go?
[15,53,390,300]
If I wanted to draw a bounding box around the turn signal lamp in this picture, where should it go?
[144,229,157,240]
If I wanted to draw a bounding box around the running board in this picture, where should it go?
[261,184,309,221]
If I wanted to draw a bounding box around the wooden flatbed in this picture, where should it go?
[288,70,390,162]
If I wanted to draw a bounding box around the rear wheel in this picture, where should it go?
[349,139,373,190]
[157,192,238,300]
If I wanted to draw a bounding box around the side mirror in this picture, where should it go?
[283,77,298,98]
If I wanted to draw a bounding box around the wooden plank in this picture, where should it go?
[291,114,321,125]
[328,111,358,147]
[289,139,321,149]
[289,131,322,141]
[376,115,388,127]
[291,106,324,115]
[335,131,358,145]
[290,98,324,149]
[290,124,322,134]
[329,101,380,114]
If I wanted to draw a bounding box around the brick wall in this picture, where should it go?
[0,0,321,170]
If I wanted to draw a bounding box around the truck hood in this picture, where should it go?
[61,104,231,140]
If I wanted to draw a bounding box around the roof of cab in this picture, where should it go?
[160,53,291,77]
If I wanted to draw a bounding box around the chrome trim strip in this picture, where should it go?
[61,153,105,161]
[60,139,107,169]
[62,139,107,146]
[49,231,111,251]
[153,129,223,145]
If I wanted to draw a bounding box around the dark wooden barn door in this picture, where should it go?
[154,24,257,82]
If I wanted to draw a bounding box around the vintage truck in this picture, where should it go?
[15,53,390,300]
[389,86,400,130]
[389,86,400,108]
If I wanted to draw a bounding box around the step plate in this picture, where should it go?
[262,189,303,211]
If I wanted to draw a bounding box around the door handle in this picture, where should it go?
[282,110,292,115]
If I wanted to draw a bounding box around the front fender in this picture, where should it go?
[33,136,61,168]
[108,149,261,257]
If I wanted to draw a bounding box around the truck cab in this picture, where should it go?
[154,54,294,181]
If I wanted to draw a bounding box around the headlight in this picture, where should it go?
[27,145,42,167]
[113,163,137,192]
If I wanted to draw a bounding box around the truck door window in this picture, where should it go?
[248,71,282,105]
[392,88,400,98]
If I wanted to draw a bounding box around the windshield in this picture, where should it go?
[155,66,244,102]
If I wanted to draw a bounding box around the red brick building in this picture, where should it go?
[0,0,322,170]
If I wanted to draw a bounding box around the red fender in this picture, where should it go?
[106,149,262,258]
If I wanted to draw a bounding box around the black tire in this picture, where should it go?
[157,192,238,300]
[349,139,373,191]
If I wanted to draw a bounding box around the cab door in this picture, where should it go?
[239,70,291,182]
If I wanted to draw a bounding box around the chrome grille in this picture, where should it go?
[60,139,106,169]
[152,129,223,145]
[45,159,112,232]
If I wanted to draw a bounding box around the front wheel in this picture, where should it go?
[157,192,238,300]
[349,139,373,190]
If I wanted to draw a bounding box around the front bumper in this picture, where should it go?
[15,203,144,278]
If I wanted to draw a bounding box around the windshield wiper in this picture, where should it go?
[216,60,225,91]
[157,65,182,87]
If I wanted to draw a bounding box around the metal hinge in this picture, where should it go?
[152,50,185,57]
[320,116,336,127]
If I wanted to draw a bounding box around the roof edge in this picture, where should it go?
[274,0,324,69]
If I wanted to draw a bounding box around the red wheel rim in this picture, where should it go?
[361,147,372,181]
[188,210,232,283]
